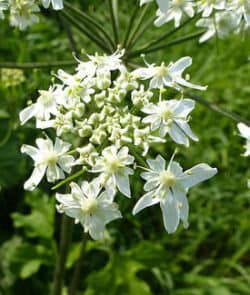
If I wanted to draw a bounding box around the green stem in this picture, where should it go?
[108,0,120,44]
[135,17,193,53]
[0,61,76,69]
[69,233,88,295]
[64,2,115,51]
[52,169,86,190]
[126,4,149,50]
[128,16,155,50]
[186,92,250,126]
[127,143,147,167]
[62,10,111,53]
[51,214,73,295]
[122,2,140,49]
[128,31,204,58]
[0,120,12,147]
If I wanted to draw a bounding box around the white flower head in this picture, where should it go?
[91,146,134,198]
[237,122,250,157]
[142,98,198,146]
[21,137,75,190]
[133,56,207,91]
[19,86,62,126]
[197,12,240,43]
[133,154,217,233]
[197,0,226,17]
[154,0,195,28]
[9,0,40,30]
[56,179,122,240]
[41,0,64,10]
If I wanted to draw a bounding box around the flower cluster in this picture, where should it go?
[0,0,63,30]
[0,68,25,87]
[20,49,217,239]
[140,0,250,42]
[237,122,250,188]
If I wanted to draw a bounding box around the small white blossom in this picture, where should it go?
[196,12,240,43]
[154,0,195,28]
[0,0,8,19]
[19,86,61,126]
[21,137,75,191]
[91,146,134,197]
[237,122,250,157]
[197,0,226,17]
[133,155,217,233]
[56,179,122,240]
[142,98,198,146]
[133,56,207,91]
[9,0,40,30]
[41,0,64,10]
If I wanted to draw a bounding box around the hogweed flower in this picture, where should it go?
[133,155,217,233]
[21,137,75,191]
[56,179,122,240]
[19,49,217,237]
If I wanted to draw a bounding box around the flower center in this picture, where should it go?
[38,91,53,107]
[159,170,176,187]
[159,105,173,122]
[106,158,123,173]
[155,63,168,77]
[81,198,98,214]
[44,151,58,165]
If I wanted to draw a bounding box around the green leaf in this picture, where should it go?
[11,190,55,239]
[84,253,151,295]
[20,259,42,279]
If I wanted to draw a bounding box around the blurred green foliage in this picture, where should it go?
[0,1,249,295]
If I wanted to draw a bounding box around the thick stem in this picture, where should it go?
[128,31,204,58]
[69,233,88,295]
[51,214,73,295]
[186,92,250,126]
[108,0,120,44]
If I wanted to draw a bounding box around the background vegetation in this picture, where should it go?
[0,1,249,294]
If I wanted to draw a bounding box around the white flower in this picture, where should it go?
[142,98,198,146]
[19,86,61,126]
[9,0,40,30]
[133,56,207,91]
[228,0,250,27]
[41,0,64,10]
[237,122,250,157]
[133,155,217,233]
[154,0,195,28]
[56,179,122,240]
[91,146,134,197]
[84,49,125,76]
[21,137,75,191]
[197,0,226,17]
[196,12,240,43]
[0,0,8,19]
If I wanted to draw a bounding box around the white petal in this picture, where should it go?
[175,120,198,142]
[115,172,131,198]
[172,98,195,118]
[237,123,250,140]
[24,165,47,191]
[169,124,189,146]
[46,164,64,182]
[21,144,39,161]
[54,137,71,154]
[132,191,160,215]
[179,164,217,189]
[175,77,207,91]
[156,0,169,13]
[172,187,189,228]
[160,198,180,233]
[58,155,74,173]
[147,154,166,172]
[19,104,38,125]
[169,57,192,74]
